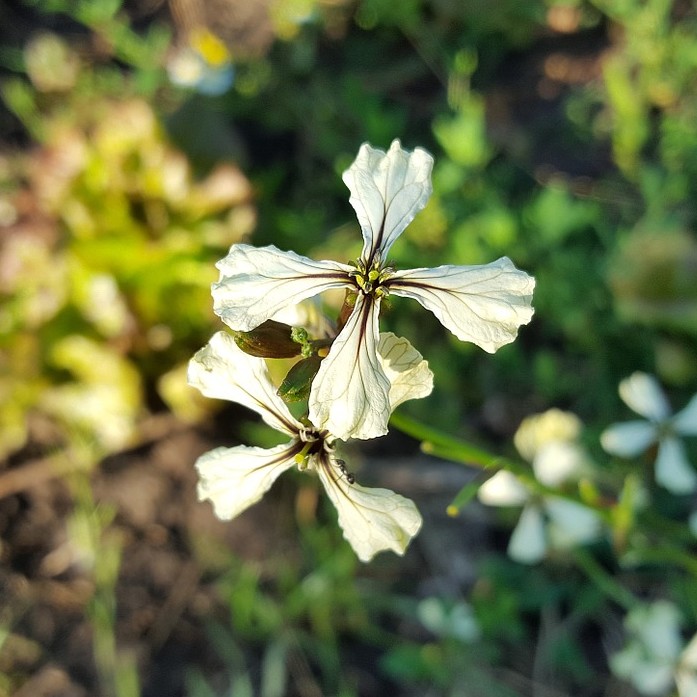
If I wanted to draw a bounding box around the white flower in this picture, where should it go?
[601,372,697,494]
[478,409,601,564]
[187,331,431,562]
[212,139,535,440]
[610,601,692,697]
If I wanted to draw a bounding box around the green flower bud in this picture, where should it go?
[233,320,302,358]
[277,354,322,402]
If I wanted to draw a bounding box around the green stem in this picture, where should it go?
[573,548,637,610]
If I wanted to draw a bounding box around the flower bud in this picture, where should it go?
[277,354,323,402]
[233,320,302,358]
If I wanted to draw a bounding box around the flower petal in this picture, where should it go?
[673,394,697,436]
[343,139,434,264]
[508,504,547,565]
[618,372,671,422]
[545,497,602,548]
[195,442,297,520]
[676,633,697,697]
[309,294,391,440]
[387,257,535,353]
[212,244,352,331]
[188,331,302,436]
[600,421,657,457]
[377,332,434,410]
[316,458,422,562]
[533,440,586,488]
[478,470,529,506]
[655,436,697,494]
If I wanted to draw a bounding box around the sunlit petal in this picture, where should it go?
[508,504,547,565]
[309,294,390,440]
[343,139,434,263]
[188,331,302,436]
[676,633,697,697]
[619,372,671,422]
[195,442,297,520]
[387,257,535,353]
[478,470,529,507]
[600,421,657,457]
[673,394,697,436]
[533,440,586,487]
[316,459,422,562]
[655,436,697,494]
[377,332,434,409]
[545,497,602,548]
[212,244,352,331]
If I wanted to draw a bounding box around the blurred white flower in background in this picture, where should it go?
[478,409,601,564]
[611,600,697,697]
[167,27,234,96]
[601,372,697,494]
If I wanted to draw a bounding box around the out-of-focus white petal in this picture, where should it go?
[673,394,697,436]
[343,139,434,263]
[388,258,535,353]
[533,440,586,487]
[627,601,683,662]
[676,633,697,697]
[212,244,352,331]
[188,331,302,436]
[478,470,529,506]
[600,421,657,457]
[545,497,602,548]
[619,372,671,422]
[507,504,547,564]
[514,409,582,462]
[309,294,390,440]
[377,332,433,409]
[195,442,297,520]
[316,459,422,562]
[655,436,697,494]
[611,601,683,696]
[611,643,675,697]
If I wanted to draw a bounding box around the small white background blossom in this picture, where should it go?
[478,409,601,564]
[601,372,697,494]
[611,600,697,697]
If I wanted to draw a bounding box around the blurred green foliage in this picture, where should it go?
[2,0,697,695]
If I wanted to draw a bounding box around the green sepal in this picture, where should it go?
[233,320,302,358]
[278,354,323,403]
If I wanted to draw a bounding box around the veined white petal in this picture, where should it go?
[316,458,422,562]
[600,421,657,457]
[343,139,434,264]
[195,442,297,520]
[212,244,352,331]
[619,372,671,422]
[655,436,697,494]
[188,331,302,436]
[545,497,602,548]
[673,394,697,436]
[387,258,535,353]
[508,504,547,564]
[309,294,391,440]
[377,332,434,409]
[478,470,529,506]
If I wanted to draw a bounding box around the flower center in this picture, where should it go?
[349,258,393,298]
